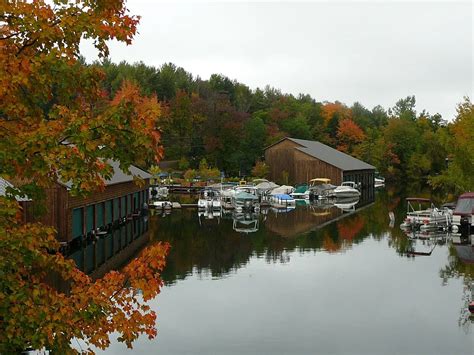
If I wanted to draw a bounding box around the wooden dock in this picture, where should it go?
[151,184,207,194]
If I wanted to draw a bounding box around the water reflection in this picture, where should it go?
[68,216,149,278]
[440,241,474,332]
[93,188,473,354]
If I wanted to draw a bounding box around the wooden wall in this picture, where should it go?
[21,184,68,240]
[293,149,343,186]
[265,139,299,184]
[23,180,149,243]
[66,180,149,243]
[265,139,343,185]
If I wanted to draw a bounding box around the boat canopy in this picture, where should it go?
[234,191,258,200]
[255,181,279,190]
[271,185,294,194]
[252,178,269,184]
[454,195,474,216]
[309,178,331,184]
[293,185,308,194]
[406,197,431,203]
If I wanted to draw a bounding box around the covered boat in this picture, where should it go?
[308,178,336,200]
[269,193,296,209]
[451,192,474,237]
[232,191,260,212]
[270,185,294,195]
[254,181,279,196]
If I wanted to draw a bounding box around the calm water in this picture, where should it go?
[97,189,473,355]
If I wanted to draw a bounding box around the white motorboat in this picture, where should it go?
[375,177,385,187]
[198,189,221,210]
[329,181,361,199]
[150,199,172,209]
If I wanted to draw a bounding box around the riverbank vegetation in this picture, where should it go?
[96,61,473,194]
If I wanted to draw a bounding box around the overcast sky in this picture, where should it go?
[82,0,473,120]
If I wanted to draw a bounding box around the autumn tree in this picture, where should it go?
[1,1,169,353]
[251,161,270,179]
[430,97,474,193]
[336,118,366,156]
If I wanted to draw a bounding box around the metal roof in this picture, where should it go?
[0,178,30,201]
[62,160,151,188]
[287,138,375,171]
[106,160,151,185]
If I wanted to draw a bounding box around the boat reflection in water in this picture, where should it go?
[230,211,260,234]
[198,209,221,225]
[333,196,360,213]
[403,230,449,256]
[67,216,149,278]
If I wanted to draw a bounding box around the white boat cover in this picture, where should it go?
[270,185,294,195]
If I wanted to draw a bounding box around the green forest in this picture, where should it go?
[96,60,473,194]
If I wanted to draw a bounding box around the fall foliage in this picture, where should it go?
[1,1,168,353]
[96,60,472,192]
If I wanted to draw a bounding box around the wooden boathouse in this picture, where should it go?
[20,160,151,245]
[264,137,375,188]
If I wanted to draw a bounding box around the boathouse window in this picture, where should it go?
[127,194,132,214]
[86,205,94,233]
[105,200,112,224]
[121,196,126,218]
[72,208,83,239]
[96,202,105,228]
[133,192,139,211]
[97,238,105,266]
[113,198,119,221]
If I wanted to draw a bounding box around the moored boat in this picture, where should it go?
[329,181,361,199]
[308,178,336,200]
[198,189,221,210]
[399,197,452,231]
[269,193,296,209]
[451,192,474,237]
[232,191,260,212]
[290,184,310,199]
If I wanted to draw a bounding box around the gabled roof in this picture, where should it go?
[62,160,151,189]
[106,160,151,185]
[0,178,30,201]
[266,137,375,171]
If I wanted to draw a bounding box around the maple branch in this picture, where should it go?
[0,32,21,40]
[16,37,38,56]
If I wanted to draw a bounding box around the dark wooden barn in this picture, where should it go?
[17,161,151,244]
[264,137,375,188]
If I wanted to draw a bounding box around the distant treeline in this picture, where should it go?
[95,60,473,194]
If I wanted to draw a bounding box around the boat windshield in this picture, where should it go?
[309,178,331,186]
[341,182,356,187]
[454,198,474,215]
